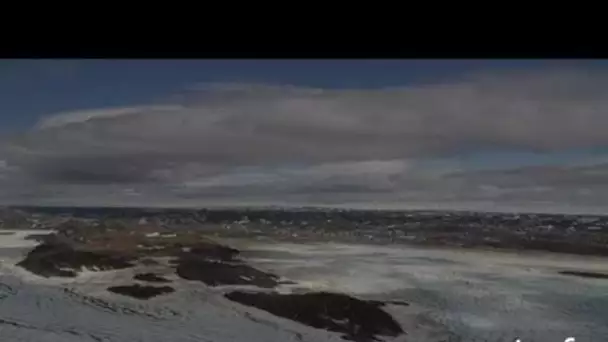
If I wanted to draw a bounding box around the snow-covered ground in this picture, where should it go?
[1,231,608,342]
[0,229,53,249]
[229,240,608,342]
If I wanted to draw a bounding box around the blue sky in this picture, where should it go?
[2,59,608,212]
[2,59,608,132]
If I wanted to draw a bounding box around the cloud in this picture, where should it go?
[33,105,183,130]
[3,69,608,213]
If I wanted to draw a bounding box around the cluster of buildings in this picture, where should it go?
[2,207,608,255]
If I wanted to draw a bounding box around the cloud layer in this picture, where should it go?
[3,69,608,213]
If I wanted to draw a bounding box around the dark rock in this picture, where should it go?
[558,270,608,279]
[134,273,170,283]
[182,242,240,261]
[133,240,240,261]
[225,291,404,342]
[368,299,410,307]
[107,284,175,299]
[17,243,135,278]
[176,258,279,288]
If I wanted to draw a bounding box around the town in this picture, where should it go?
[2,206,608,256]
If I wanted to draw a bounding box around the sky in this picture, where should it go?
[2,59,608,214]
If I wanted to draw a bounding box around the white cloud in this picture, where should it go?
[34,105,184,130]
[1,69,608,213]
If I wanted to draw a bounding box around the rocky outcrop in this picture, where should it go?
[17,243,135,278]
[15,227,407,342]
[176,257,279,287]
[183,243,239,261]
[224,291,404,342]
[173,241,278,287]
[559,270,608,279]
[107,284,175,299]
[134,273,171,283]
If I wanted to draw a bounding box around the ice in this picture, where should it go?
[2,238,608,341]
[239,241,608,342]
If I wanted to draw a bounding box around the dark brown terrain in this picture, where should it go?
[176,258,280,287]
[8,206,608,257]
[17,242,135,277]
[107,284,175,299]
[225,291,405,342]
[134,273,171,283]
[558,270,608,279]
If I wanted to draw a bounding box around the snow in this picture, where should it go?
[237,241,608,341]
[1,236,607,341]
[0,229,54,249]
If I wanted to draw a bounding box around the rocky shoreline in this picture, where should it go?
[108,284,175,299]
[225,291,405,342]
[133,273,171,283]
[13,226,409,342]
[558,270,608,279]
[16,242,135,278]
